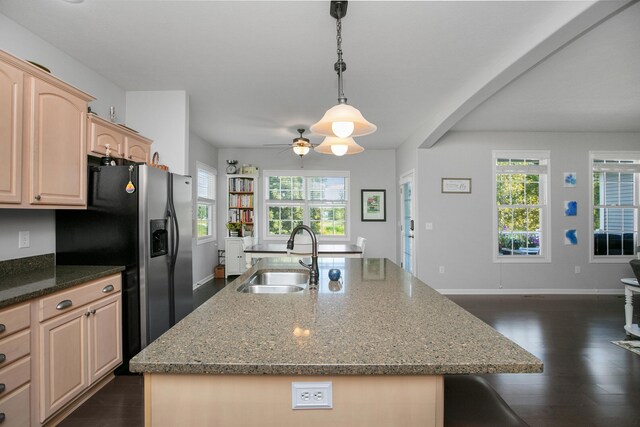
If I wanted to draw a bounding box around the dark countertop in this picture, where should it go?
[130,257,542,376]
[0,264,125,309]
[245,243,362,254]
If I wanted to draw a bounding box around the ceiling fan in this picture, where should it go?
[264,129,317,157]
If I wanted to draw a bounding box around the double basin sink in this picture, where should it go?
[237,270,309,294]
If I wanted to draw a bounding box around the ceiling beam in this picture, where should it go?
[413,0,637,149]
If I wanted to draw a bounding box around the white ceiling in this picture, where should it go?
[0,0,637,149]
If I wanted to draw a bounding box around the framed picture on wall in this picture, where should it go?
[361,189,386,221]
[441,178,472,193]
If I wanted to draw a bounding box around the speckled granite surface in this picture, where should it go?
[130,258,543,376]
[0,259,124,309]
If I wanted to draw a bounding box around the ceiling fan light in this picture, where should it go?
[293,145,310,156]
[310,103,376,138]
[314,136,364,156]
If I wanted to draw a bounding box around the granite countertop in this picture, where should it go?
[0,258,124,309]
[130,258,542,376]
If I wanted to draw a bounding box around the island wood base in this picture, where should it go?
[144,374,443,427]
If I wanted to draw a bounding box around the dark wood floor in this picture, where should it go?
[60,288,640,427]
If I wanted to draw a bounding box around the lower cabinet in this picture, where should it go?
[225,237,247,277]
[37,274,122,424]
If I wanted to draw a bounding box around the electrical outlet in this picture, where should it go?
[292,382,332,409]
[439,266,445,274]
[575,266,581,274]
[425,222,433,230]
[18,231,30,248]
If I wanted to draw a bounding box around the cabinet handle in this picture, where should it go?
[0,412,5,423]
[0,384,5,393]
[102,284,115,293]
[0,354,5,364]
[34,195,41,200]
[56,300,73,310]
[90,309,96,315]
[0,324,5,334]
[85,312,90,317]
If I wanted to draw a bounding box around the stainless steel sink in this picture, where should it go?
[237,271,309,293]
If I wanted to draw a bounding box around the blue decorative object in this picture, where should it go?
[564,173,577,187]
[565,201,577,216]
[328,268,341,281]
[565,229,578,245]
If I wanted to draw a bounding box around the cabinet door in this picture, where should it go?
[225,239,245,276]
[88,294,122,383]
[39,307,88,422]
[88,118,124,158]
[27,76,87,206]
[0,61,22,204]
[124,136,150,164]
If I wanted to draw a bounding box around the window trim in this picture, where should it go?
[492,150,551,264]
[196,162,217,245]
[589,151,640,263]
[262,170,350,242]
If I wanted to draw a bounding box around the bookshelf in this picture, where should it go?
[226,174,257,237]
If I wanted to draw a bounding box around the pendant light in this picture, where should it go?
[314,136,364,156]
[311,1,376,147]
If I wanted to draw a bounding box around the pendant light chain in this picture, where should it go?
[335,5,347,104]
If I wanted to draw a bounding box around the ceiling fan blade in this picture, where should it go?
[264,143,293,147]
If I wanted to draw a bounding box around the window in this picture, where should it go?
[493,151,550,262]
[263,170,349,240]
[590,152,639,260]
[196,162,216,243]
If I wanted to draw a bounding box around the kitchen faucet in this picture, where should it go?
[287,225,319,289]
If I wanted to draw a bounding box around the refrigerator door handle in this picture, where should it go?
[167,176,179,325]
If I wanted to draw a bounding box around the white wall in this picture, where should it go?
[125,91,190,175]
[414,131,639,293]
[217,149,397,261]
[0,211,54,261]
[0,12,126,261]
[0,13,126,120]
[189,133,219,286]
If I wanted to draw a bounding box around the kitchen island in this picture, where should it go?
[130,257,542,426]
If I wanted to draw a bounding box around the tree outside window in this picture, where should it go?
[493,152,549,261]
[264,172,349,239]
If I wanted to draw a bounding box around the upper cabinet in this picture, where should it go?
[0,59,23,204]
[87,115,152,164]
[0,49,94,209]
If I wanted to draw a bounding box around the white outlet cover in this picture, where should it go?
[292,381,332,410]
[18,231,30,248]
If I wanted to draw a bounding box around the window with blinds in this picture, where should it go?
[263,170,349,239]
[591,152,639,259]
[197,162,216,242]
[493,151,550,262]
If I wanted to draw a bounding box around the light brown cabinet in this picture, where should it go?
[0,49,94,210]
[0,59,23,205]
[37,274,122,424]
[87,115,152,164]
[0,302,31,427]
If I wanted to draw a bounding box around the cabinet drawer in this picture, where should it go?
[0,357,29,398]
[0,303,30,338]
[0,383,30,427]
[39,274,121,322]
[0,331,29,370]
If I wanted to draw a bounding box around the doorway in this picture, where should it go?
[399,171,415,274]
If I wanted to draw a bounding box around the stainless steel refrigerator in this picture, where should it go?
[56,163,193,371]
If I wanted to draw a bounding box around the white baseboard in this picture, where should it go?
[437,288,624,295]
[193,274,214,290]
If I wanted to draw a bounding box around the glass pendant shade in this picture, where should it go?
[292,144,310,156]
[314,136,364,156]
[310,103,377,138]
